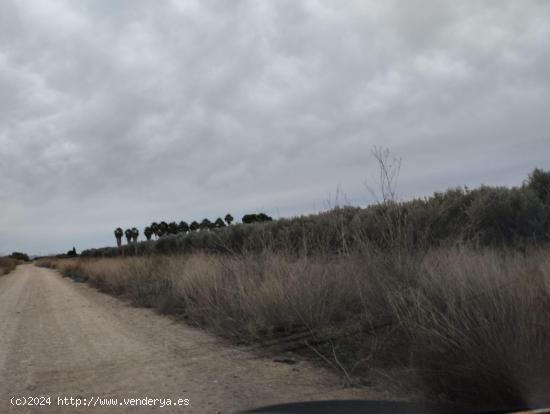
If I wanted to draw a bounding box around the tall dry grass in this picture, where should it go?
[0,257,19,275]
[37,247,550,408]
[390,249,550,408]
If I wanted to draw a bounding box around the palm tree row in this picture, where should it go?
[113,212,274,246]
[145,214,234,239]
[113,214,235,246]
[113,227,139,247]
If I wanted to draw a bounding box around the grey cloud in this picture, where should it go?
[0,0,549,254]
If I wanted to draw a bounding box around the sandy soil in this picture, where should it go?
[0,264,385,413]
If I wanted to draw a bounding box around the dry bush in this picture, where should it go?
[390,248,550,407]
[41,247,550,408]
[0,257,19,275]
[51,256,177,308]
[53,254,369,338]
[34,258,60,269]
[168,254,366,338]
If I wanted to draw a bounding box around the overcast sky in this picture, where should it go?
[0,0,549,255]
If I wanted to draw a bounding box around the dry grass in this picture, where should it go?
[0,257,19,276]
[390,249,550,408]
[36,248,550,409]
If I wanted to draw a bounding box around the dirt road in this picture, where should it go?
[0,264,381,413]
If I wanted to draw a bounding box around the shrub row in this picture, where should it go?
[83,170,550,257]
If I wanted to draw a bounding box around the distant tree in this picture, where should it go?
[224,214,234,225]
[10,252,29,262]
[527,168,550,202]
[214,217,226,228]
[257,213,273,222]
[168,221,179,235]
[242,213,272,224]
[200,218,212,231]
[144,226,153,241]
[159,221,168,237]
[114,227,123,247]
[178,221,189,233]
[131,227,139,243]
[242,214,257,224]
[151,222,159,238]
[124,229,132,244]
[67,247,77,257]
[189,221,199,232]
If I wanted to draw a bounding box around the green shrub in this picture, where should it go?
[527,168,550,202]
[465,187,549,246]
[82,169,550,258]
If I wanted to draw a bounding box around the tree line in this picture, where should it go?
[113,213,273,246]
[79,167,550,258]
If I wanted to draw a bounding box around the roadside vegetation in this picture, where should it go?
[0,256,24,275]
[83,166,550,259]
[36,155,550,409]
[110,213,271,249]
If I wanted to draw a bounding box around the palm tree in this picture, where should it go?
[214,217,226,228]
[179,221,189,233]
[168,221,179,235]
[131,227,139,243]
[159,221,168,237]
[189,221,199,232]
[144,226,153,241]
[151,222,159,238]
[200,218,212,231]
[124,229,132,244]
[114,227,123,247]
[224,214,234,225]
